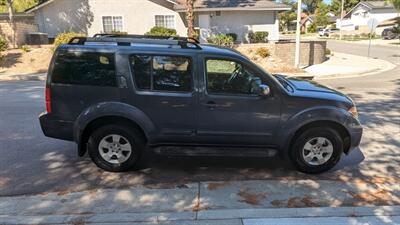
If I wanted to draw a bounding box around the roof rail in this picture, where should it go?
[93,33,200,44]
[68,35,202,50]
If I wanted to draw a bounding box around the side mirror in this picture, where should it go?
[257,84,271,96]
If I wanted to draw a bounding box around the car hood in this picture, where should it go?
[285,77,339,93]
[276,75,353,105]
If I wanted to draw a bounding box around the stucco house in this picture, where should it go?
[25,0,290,43]
[337,1,398,33]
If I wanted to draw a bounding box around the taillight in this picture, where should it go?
[45,86,52,113]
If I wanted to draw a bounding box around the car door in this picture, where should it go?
[196,55,282,146]
[124,51,198,144]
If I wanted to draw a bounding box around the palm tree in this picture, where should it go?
[0,0,15,47]
[185,0,195,38]
[178,0,196,38]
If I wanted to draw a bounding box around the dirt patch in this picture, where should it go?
[192,200,210,212]
[207,182,231,191]
[0,46,52,75]
[287,196,320,208]
[345,189,400,206]
[70,217,86,225]
[56,190,71,196]
[337,175,400,188]
[300,196,320,207]
[270,199,286,207]
[237,188,267,205]
[235,45,304,74]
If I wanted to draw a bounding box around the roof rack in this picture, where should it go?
[93,33,200,44]
[68,34,202,50]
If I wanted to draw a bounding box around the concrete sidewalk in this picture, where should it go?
[305,52,396,79]
[1,179,399,224]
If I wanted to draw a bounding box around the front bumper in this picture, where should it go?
[39,112,74,141]
[346,119,363,153]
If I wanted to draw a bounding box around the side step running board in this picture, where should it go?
[152,146,278,157]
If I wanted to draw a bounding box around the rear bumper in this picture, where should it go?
[39,112,74,141]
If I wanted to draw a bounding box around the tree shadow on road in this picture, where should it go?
[0,79,399,224]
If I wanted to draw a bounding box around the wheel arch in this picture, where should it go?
[77,115,148,157]
[73,102,155,157]
[285,120,351,158]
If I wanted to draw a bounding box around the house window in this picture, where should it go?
[155,15,175,29]
[102,16,123,33]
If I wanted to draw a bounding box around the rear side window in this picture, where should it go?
[130,55,192,92]
[51,50,117,86]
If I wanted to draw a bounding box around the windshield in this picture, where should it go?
[241,58,295,93]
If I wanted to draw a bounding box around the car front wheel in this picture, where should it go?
[290,127,343,174]
[88,124,144,172]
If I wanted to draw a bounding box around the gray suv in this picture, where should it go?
[39,34,363,174]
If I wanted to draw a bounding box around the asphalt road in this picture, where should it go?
[0,42,399,196]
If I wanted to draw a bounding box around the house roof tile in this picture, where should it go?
[174,0,291,11]
[361,1,395,9]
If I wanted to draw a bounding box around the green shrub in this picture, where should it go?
[248,31,269,43]
[109,31,128,35]
[308,23,317,33]
[192,29,200,40]
[0,36,8,52]
[207,34,234,47]
[21,44,31,53]
[255,47,271,58]
[325,48,331,56]
[54,32,85,49]
[145,26,177,36]
[226,33,238,42]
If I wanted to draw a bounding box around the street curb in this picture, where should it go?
[1,206,399,224]
[197,206,400,220]
[312,56,397,80]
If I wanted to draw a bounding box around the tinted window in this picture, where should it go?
[130,55,192,92]
[52,51,116,86]
[206,59,262,95]
[131,55,152,90]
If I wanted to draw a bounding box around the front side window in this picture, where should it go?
[102,16,123,33]
[155,15,175,29]
[52,51,116,86]
[206,59,263,95]
[130,55,192,92]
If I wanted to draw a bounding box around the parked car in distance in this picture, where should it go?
[319,28,340,37]
[39,34,363,174]
[381,27,400,40]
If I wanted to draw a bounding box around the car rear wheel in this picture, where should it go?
[88,124,144,172]
[290,127,343,174]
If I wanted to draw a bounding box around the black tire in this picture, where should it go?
[290,127,343,174]
[88,124,144,172]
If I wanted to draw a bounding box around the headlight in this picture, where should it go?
[348,106,358,118]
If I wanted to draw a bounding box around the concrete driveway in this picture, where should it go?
[0,41,399,210]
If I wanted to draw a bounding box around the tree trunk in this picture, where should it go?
[186,0,195,38]
[7,0,16,48]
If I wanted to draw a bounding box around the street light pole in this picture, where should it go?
[339,0,345,40]
[294,0,302,68]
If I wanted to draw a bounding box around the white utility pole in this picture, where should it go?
[294,0,302,68]
[339,0,345,40]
